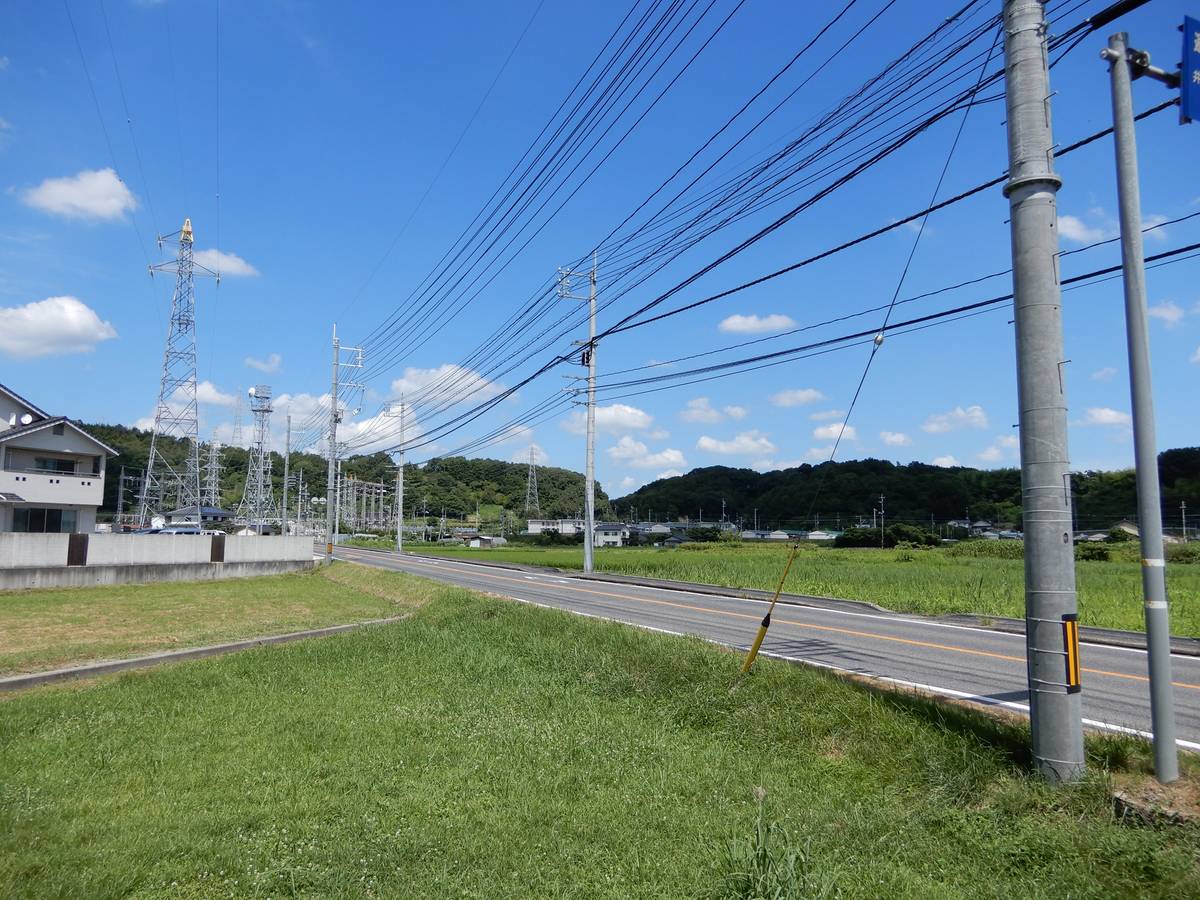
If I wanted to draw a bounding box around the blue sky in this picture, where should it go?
[1,0,1197,498]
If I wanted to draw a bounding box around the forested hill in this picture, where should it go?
[82,423,608,521]
[613,449,1200,532]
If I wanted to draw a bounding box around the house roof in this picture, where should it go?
[0,416,119,456]
[0,383,49,420]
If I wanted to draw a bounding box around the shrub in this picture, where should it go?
[1170,542,1200,564]
[945,540,1025,560]
[1075,543,1110,562]
[1106,527,1135,543]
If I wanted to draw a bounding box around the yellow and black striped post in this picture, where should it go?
[741,543,800,673]
[1062,613,1081,694]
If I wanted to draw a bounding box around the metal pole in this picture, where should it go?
[281,413,291,535]
[1003,0,1084,783]
[325,325,339,560]
[1103,31,1178,782]
[397,398,405,554]
[584,251,597,573]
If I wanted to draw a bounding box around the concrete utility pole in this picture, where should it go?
[1003,0,1085,783]
[281,413,291,534]
[325,326,340,560]
[878,494,885,547]
[1102,30,1179,783]
[559,251,598,572]
[396,398,405,553]
[1183,501,1188,541]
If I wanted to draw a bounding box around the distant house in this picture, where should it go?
[469,535,507,548]
[971,520,993,535]
[741,530,771,541]
[766,530,790,541]
[166,504,231,525]
[806,530,836,541]
[527,518,585,536]
[594,522,629,547]
[663,535,689,548]
[0,383,116,534]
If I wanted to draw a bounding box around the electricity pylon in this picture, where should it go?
[137,217,217,525]
[235,384,278,532]
[203,433,223,508]
[524,445,540,516]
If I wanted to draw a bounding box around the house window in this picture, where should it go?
[35,457,75,474]
[12,508,76,533]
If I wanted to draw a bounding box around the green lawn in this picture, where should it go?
[0,565,431,676]
[1,563,1197,898]
[417,543,1200,636]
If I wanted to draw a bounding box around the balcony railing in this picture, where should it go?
[3,466,101,480]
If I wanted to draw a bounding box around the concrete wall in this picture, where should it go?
[225,535,313,563]
[0,533,316,570]
[0,558,314,591]
[0,533,70,568]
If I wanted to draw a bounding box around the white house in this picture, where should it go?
[0,384,116,534]
[594,522,629,547]
[527,518,585,536]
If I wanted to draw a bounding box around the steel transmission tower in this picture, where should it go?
[235,385,278,532]
[203,434,223,508]
[231,391,244,446]
[137,218,216,525]
[524,445,540,516]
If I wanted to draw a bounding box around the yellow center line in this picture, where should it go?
[344,551,1200,691]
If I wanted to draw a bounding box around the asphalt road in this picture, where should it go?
[333,545,1200,749]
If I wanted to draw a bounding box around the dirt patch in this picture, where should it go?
[1111,774,1200,825]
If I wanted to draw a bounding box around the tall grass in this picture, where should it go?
[1,567,1196,897]
[420,543,1200,635]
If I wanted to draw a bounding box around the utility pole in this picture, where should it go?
[1003,0,1084,783]
[281,413,291,534]
[878,494,885,548]
[1183,501,1188,541]
[324,325,363,560]
[116,466,127,529]
[1101,30,1179,783]
[325,325,339,559]
[559,251,598,572]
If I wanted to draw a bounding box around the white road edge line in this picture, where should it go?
[388,552,1191,661]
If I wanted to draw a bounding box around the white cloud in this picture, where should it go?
[769,388,823,408]
[718,313,796,334]
[997,434,1018,448]
[1057,214,1108,243]
[563,402,653,435]
[391,364,505,406]
[510,443,549,465]
[680,397,722,424]
[804,447,835,462]
[809,408,844,421]
[1079,407,1131,427]
[696,430,776,456]
[0,295,117,358]
[618,475,639,492]
[932,455,960,468]
[1191,345,1200,364]
[753,457,808,471]
[245,352,282,373]
[813,422,856,441]
[723,405,747,420]
[656,469,685,480]
[196,381,237,407]
[1142,213,1169,242]
[192,248,260,277]
[922,404,988,433]
[977,445,1003,462]
[1090,367,1117,381]
[880,431,911,446]
[648,428,670,440]
[607,435,686,469]
[1146,300,1185,327]
[21,168,137,221]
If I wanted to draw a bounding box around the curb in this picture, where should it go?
[372,550,1200,658]
[0,615,407,693]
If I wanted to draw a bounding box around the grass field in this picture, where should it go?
[0,565,431,676]
[417,543,1200,636]
[0,563,1196,898]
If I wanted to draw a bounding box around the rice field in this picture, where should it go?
[418,543,1200,636]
